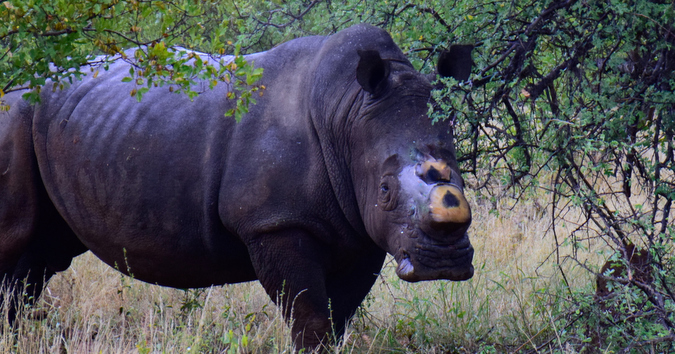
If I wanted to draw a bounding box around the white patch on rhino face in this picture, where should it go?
[398,164,433,206]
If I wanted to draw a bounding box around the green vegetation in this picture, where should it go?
[0,0,263,120]
[2,0,674,352]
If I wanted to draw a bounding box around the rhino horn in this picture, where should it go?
[415,158,452,183]
[428,184,471,226]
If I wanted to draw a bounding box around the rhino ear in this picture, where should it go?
[356,50,391,95]
[437,45,473,81]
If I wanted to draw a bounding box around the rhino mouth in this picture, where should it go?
[395,230,474,282]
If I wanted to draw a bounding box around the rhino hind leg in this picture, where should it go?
[1,248,59,324]
[1,201,87,326]
[1,102,87,325]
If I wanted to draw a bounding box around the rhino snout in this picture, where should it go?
[394,240,474,282]
[393,161,474,283]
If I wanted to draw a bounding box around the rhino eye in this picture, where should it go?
[379,183,391,202]
[378,176,398,210]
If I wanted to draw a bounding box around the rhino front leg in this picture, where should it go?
[324,248,385,339]
[247,230,336,350]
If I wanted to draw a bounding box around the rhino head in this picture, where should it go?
[352,45,474,282]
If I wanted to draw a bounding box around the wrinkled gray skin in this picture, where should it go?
[0,24,474,349]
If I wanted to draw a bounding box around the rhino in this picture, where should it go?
[0,24,474,349]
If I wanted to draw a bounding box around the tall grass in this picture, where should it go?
[1,188,597,353]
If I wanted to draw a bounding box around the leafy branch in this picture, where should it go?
[0,0,263,118]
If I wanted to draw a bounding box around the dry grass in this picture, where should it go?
[1,188,600,353]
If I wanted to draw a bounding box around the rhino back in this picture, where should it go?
[32,59,252,285]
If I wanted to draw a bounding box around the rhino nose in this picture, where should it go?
[424,184,471,235]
